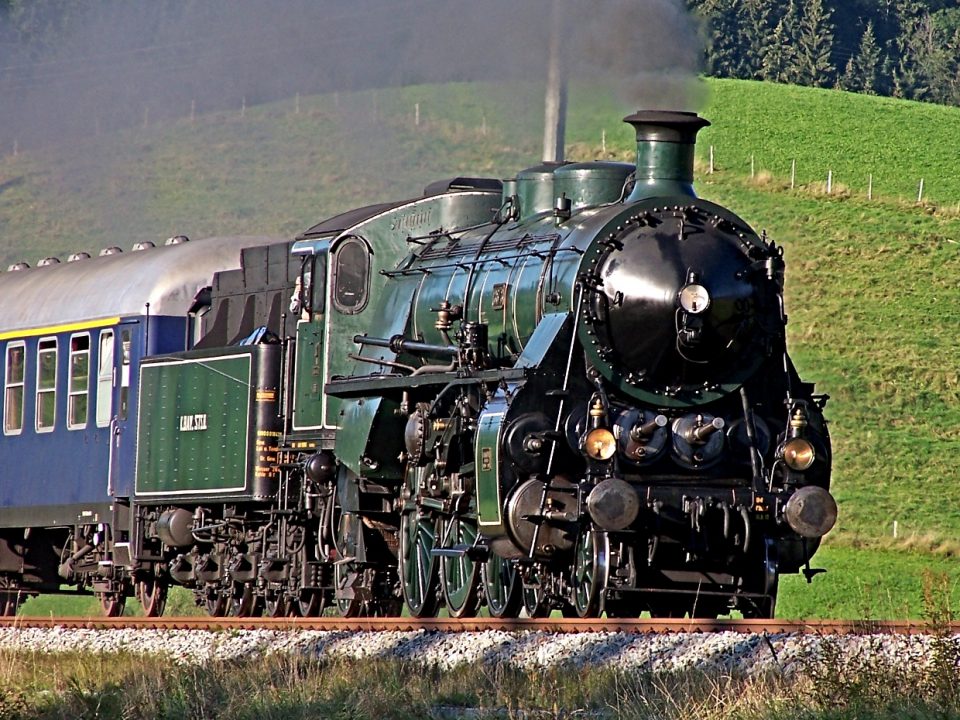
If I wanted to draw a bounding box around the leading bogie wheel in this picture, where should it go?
[440,517,480,618]
[481,553,522,618]
[571,524,609,618]
[399,509,440,618]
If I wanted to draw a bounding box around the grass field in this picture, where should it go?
[3,77,960,620]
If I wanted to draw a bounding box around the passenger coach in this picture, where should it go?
[0,236,281,613]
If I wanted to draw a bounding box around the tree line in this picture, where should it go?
[688,0,960,104]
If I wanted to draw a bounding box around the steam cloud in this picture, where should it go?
[0,0,703,152]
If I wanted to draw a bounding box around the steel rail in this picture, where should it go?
[0,616,956,634]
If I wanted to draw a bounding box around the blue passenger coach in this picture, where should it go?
[0,236,279,613]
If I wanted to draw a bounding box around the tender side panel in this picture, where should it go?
[136,352,253,496]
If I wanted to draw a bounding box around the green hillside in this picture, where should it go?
[4,78,960,617]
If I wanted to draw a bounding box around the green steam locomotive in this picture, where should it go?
[128,111,837,618]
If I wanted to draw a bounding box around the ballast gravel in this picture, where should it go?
[0,626,955,675]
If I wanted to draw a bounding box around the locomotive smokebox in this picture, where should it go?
[623,111,710,201]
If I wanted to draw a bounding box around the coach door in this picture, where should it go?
[106,323,138,497]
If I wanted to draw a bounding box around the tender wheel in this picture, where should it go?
[571,525,608,618]
[229,583,258,617]
[440,517,480,618]
[481,554,521,619]
[204,587,228,617]
[521,566,550,618]
[98,591,126,617]
[399,509,440,618]
[135,576,168,617]
[264,589,287,618]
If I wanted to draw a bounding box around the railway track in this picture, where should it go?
[1,616,956,634]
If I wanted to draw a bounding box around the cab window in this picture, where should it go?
[4,343,25,435]
[332,237,370,314]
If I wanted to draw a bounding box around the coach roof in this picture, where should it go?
[0,236,285,336]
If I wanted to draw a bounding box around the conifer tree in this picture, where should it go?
[760,2,800,84]
[794,0,836,87]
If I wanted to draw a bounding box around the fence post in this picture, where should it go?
[917,178,924,203]
[868,173,873,200]
[750,154,755,178]
[602,129,606,154]
[241,97,246,118]
[709,145,714,174]
[790,159,795,189]
[827,170,832,195]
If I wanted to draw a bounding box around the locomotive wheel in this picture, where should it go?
[296,590,327,617]
[481,554,521,618]
[521,566,550,618]
[334,511,364,617]
[648,598,687,618]
[440,517,480,618]
[135,576,168,617]
[740,539,779,619]
[399,510,440,618]
[571,525,609,618]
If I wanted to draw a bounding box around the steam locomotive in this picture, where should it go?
[0,111,836,618]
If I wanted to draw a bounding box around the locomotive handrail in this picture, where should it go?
[379,246,584,278]
[353,333,458,357]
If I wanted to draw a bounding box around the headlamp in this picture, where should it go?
[783,438,815,471]
[584,428,616,461]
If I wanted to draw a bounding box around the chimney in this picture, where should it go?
[623,111,710,202]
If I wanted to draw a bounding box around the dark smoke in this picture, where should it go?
[0,1,704,152]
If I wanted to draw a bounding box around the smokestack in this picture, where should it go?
[542,0,567,163]
[623,111,709,202]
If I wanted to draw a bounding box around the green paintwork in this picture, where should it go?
[553,162,634,212]
[327,191,501,475]
[626,142,698,201]
[475,398,507,531]
[293,319,324,429]
[136,351,252,495]
[515,164,560,221]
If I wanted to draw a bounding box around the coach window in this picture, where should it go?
[96,330,114,427]
[3,343,25,435]
[332,237,370,314]
[36,338,57,432]
[68,334,90,430]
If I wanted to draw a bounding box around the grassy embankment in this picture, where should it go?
[2,78,959,619]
